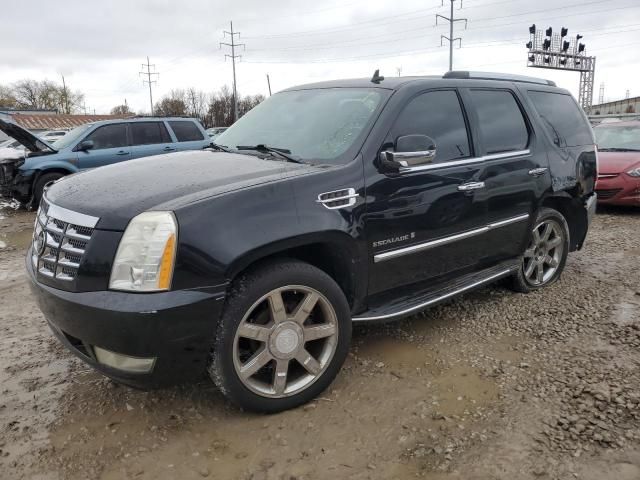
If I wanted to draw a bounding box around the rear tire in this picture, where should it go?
[33,172,64,205]
[509,207,570,293]
[209,260,351,413]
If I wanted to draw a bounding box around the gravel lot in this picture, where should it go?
[1,203,639,480]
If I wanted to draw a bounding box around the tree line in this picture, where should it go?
[0,79,85,114]
[110,86,265,128]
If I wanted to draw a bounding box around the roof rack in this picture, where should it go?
[443,71,556,87]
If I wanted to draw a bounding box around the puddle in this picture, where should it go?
[431,364,498,416]
[353,334,433,369]
[0,228,33,250]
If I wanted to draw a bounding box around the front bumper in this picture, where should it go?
[26,251,227,388]
[596,175,640,206]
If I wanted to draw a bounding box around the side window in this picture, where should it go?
[130,122,171,146]
[469,89,529,154]
[392,90,470,163]
[527,91,592,147]
[169,121,205,142]
[84,124,128,150]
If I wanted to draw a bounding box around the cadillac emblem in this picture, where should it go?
[34,230,47,257]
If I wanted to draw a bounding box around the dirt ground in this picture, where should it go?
[1,202,640,480]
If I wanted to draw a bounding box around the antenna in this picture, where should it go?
[371,69,385,84]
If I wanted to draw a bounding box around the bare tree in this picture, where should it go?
[8,79,84,113]
[110,104,134,116]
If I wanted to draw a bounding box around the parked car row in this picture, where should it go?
[0,117,211,204]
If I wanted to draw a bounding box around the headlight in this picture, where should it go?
[109,211,177,292]
[627,167,640,177]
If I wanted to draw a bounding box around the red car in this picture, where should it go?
[594,121,640,206]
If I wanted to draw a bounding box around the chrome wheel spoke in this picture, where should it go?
[536,263,544,283]
[273,359,289,395]
[268,291,287,324]
[532,228,541,246]
[304,323,336,341]
[544,255,559,268]
[237,323,272,342]
[524,260,536,278]
[239,348,272,380]
[295,349,321,375]
[524,247,536,258]
[547,236,562,249]
[292,291,320,325]
[541,223,552,241]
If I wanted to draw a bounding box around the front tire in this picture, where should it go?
[510,207,570,293]
[33,172,64,205]
[209,260,351,413]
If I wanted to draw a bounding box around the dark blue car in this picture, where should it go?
[0,116,211,204]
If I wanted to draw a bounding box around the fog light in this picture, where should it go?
[93,346,156,373]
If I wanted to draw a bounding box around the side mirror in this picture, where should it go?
[379,134,436,172]
[76,140,94,152]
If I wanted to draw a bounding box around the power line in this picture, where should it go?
[220,21,245,122]
[139,57,159,115]
[436,0,468,71]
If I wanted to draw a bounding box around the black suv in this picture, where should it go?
[26,71,597,412]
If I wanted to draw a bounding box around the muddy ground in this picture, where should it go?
[1,203,639,480]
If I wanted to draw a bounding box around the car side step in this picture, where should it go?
[352,260,520,323]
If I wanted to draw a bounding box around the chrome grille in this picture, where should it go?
[32,198,98,282]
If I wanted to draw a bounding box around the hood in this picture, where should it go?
[0,147,26,164]
[597,151,640,174]
[0,115,57,154]
[45,150,319,230]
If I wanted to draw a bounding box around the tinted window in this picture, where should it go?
[528,91,593,147]
[392,90,470,163]
[169,121,204,142]
[85,124,128,150]
[131,122,171,145]
[470,90,529,154]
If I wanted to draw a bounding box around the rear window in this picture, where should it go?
[169,121,204,142]
[527,91,593,148]
[131,122,171,145]
[469,89,529,154]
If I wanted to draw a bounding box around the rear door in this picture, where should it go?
[460,87,549,263]
[76,123,130,169]
[167,120,208,152]
[129,121,176,159]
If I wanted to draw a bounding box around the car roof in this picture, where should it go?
[594,120,640,128]
[282,71,559,93]
[89,117,200,127]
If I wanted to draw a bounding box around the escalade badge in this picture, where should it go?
[372,232,415,249]
[35,231,47,257]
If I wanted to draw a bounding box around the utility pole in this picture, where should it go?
[220,21,245,122]
[436,0,468,72]
[266,74,272,96]
[626,90,630,100]
[140,57,159,116]
[60,74,70,114]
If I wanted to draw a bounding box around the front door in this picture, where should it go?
[364,89,491,296]
[76,123,130,169]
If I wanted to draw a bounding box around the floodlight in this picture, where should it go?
[528,55,535,62]
[562,41,570,52]
[545,27,553,37]
[561,27,568,37]
[578,43,585,53]
[543,39,551,50]
[529,24,536,34]
[526,41,533,49]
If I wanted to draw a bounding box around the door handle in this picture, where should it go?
[528,167,548,177]
[457,181,485,192]
[116,151,129,156]
[163,146,177,151]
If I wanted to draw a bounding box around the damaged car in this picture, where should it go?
[0,115,211,206]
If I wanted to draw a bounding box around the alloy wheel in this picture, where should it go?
[232,285,338,398]
[523,219,565,286]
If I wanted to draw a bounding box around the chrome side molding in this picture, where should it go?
[374,213,530,263]
[399,149,531,174]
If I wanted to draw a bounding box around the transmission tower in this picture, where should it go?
[598,83,605,105]
[140,57,159,115]
[220,21,245,123]
[436,0,468,72]
[626,90,630,99]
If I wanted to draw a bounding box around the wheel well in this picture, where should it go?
[36,168,71,180]
[541,195,587,251]
[230,243,357,309]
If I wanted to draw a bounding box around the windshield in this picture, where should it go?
[595,125,640,151]
[216,88,387,163]
[52,123,93,150]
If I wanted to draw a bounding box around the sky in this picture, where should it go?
[2,0,640,114]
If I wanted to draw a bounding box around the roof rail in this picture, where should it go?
[443,71,556,87]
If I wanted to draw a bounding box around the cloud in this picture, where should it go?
[2,0,639,112]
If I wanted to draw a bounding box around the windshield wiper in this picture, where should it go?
[209,142,231,152]
[236,144,304,164]
[599,147,640,152]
